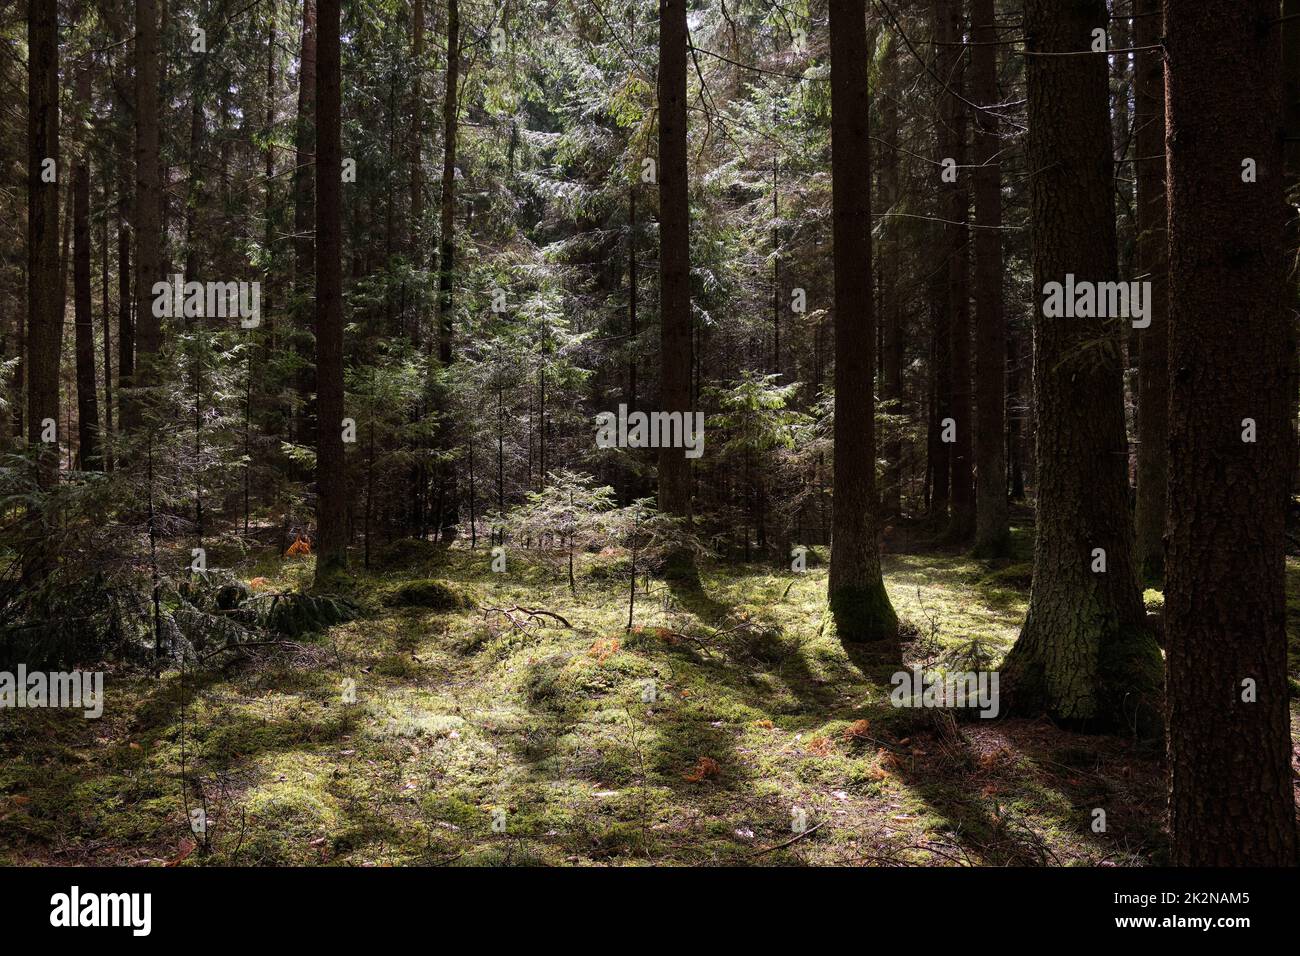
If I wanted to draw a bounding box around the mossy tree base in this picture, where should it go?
[1001,619,1164,739]
[829,581,899,644]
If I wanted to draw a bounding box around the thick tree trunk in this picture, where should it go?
[313,0,348,580]
[657,0,695,578]
[1164,0,1299,866]
[73,66,100,471]
[827,0,897,643]
[27,0,61,489]
[1132,0,1168,583]
[1283,0,1300,515]
[1001,0,1161,734]
[970,0,1007,556]
[132,0,163,401]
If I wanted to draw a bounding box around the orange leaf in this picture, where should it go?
[166,840,196,867]
[844,719,872,740]
[807,736,833,757]
[682,756,721,783]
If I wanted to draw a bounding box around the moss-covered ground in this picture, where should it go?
[2,521,1297,866]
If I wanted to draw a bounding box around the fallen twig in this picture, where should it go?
[751,819,825,857]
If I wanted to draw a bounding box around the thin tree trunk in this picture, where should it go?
[942,0,974,541]
[657,0,695,580]
[293,0,317,444]
[826,0,897,643]
[435,0,461,541]
[117,181,133,428]
[313,0,347,580]
[971,0,1007,555]
[879,38,903,519]
[1164,0,1299,866]
[132,0,163,404]
[410,0,425,341]
[1132,0,1168,582]
[73,65,100,471]
[437,0,459,365]
[101,165,114,471]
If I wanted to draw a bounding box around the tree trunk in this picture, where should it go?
[1001,0,1161,734]
[313,0,347,580]
[132,0,163,403]
[73,65,100,471]
[294,0,317,443]
[827,0,897,643]
[941,0,974,541]
[928,5,952,523]
[657,0,695,579]
[117,191,133,428]
[970,0,1007,556]
[437,0,460,365]
[1164,0,1299,866]
[1132,0,1168,583]
[100,167,113,471]
[879,38,903,519]
[435,0,462,542]
[410,0,424,273]
[27,0,61,491]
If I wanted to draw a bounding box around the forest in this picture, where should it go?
[0,0,1297,877]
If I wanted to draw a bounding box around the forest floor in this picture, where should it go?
[2,521,1298,867]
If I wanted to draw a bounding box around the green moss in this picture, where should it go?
[980,562,1034,592]
[1097,625,1165,740]
[828,580,899,643]
[0,531,1278,868]
[384,579,470,611]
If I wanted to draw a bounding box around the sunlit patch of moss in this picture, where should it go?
[1,532,1283,867]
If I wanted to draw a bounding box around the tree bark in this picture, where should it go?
[1132,0,1168,583]
[941,0,974,541]
[313,0,348,579]
[294,0,317,443]
[27,0,61,490]
[827,0,897,643]
[928,3,951,521]
[73,65,101,471]
[132,0,163,403]
[879,38,903,519]
[437,0,460,366]
[435,0,462,542]
[970,0,1007,555]
[657,0,695,579]
[100,165,113,471]
[1001,0,1161,734]
[1164,0,1299,866]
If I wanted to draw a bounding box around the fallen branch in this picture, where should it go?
[480,605,574,632]
[750,819,825,857]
